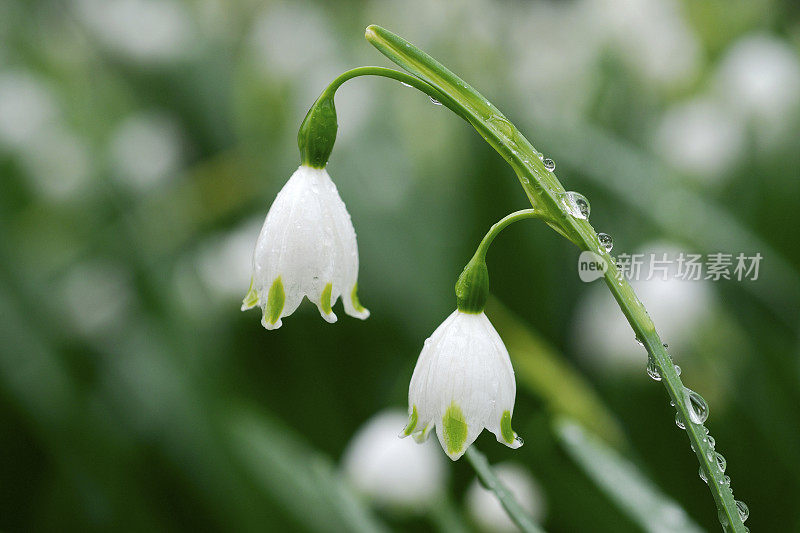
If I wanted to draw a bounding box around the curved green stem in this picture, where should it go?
[464,447,544,533]
[365,25,746,532]
[475,209,549,259]
[321,66,468,121]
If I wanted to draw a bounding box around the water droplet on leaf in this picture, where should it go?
[675,412,685,430]
[565,191,591,219]
[736,500,749,522]
[646,359,662,381]
[543,158,556,171]
[684,388,709,424]
[429,96,442,106]
[598,232,613,252]
[715,452,727,473]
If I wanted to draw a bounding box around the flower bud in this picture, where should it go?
[455,255,489,313]
[297,93,337,168]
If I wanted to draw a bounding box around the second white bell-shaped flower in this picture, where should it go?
[402,253,522,460]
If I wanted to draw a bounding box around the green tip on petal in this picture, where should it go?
[443,403,468,455]
[500,410,515,444]
[321,282,333,315]
[351,283,366,313]
[266,276,285,325]
[242,278,259,310]
[403,405,419,436]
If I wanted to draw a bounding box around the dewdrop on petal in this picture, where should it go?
[401,254,522,460]
[241,92,369,329]
[341,409,447,511]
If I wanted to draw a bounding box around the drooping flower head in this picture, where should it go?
[242,93,368,329]
[402,254,521,460]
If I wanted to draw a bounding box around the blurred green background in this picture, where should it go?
[2,0,800,531]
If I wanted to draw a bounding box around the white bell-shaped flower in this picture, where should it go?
[242,164,369,329]
[402,309,522,460]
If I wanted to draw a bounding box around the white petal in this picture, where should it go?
[475,313,521,449]
[315,170,369,320]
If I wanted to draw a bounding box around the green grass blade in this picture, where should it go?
[555,419,704,533]
[227,407,388,533]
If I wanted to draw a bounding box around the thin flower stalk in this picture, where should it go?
[364,25,747,532]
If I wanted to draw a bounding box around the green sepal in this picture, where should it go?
[455,254,489,313]
[298,92,338,168]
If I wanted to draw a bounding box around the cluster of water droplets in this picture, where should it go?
[643,338,748,529]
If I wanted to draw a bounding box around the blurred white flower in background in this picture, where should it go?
[713,34,800,144]
[73,0,194,63]
[192,0,237,41]
[508,0,602,118]
[341,409,447,512]
[465,462,545,532]
[573,242,715,374]
[20,126,92,200]
[196,218,262,301]
[0,71,92,200]
[60,260,134,338]
[652,98,745,183]
[109,112,185,191]
[248,4,338,80]
[592,0,700,86]
[0,71,58,149]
